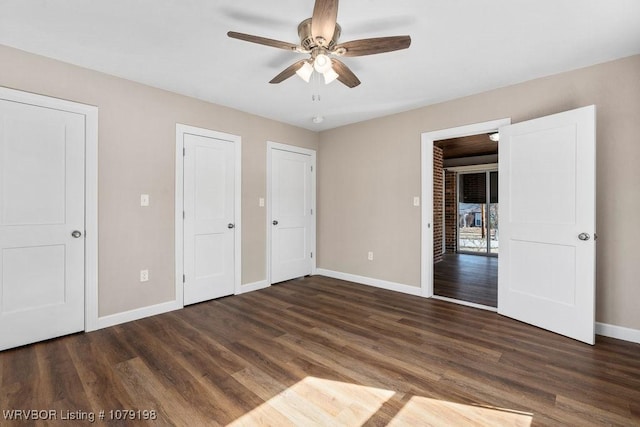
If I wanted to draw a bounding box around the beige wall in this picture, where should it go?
[0,44,319,317]
[2,42,639,331]
[318,54,640,330]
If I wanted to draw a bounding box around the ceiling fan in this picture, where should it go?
[227,0,411,88]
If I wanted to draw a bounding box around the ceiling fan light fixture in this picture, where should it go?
[296,61,314,82]
[323,68,339,84]
[313,53,332,73]
[227,1,411,89]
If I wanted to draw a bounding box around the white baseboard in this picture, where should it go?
[94,279,271,330]
[596,322,640,344]
[91,276,639,347]
[238,280,270,294]
[96,300,182,330]
[315,270,640,345]
[315,268,422,296]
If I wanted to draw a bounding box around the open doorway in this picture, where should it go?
[422,109,595,343]
[432,133,499,308]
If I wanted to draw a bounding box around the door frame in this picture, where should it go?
[175,124,242,305]
[266,141,316,285]
[421,118,510,305]
[0,86,99,332]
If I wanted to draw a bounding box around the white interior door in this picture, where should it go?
[183,133,236,305]
[0,97,85,351]
[270,147,314,284]
[498,105,596,344]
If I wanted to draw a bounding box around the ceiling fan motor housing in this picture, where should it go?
[298,18,341,51]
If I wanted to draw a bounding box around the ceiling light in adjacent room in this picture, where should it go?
[489,132,500,142]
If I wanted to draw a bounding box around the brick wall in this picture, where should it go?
[433,147,444,263]
[444,171,457,253]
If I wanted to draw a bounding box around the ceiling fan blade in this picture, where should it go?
[334,35,411,57]
[311,0,339,47]
[331,59,361,88]
[269,60,308,84]
[227,31,300,51]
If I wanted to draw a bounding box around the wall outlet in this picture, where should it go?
[368,251,374,261]
[413,196,420,206]
[140,194,149,207]
[140,269,149,282]
[259,197,265,207]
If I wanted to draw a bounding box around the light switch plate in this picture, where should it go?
[259,197,265,207]
[413,196,420,207]
[140,194,149,207]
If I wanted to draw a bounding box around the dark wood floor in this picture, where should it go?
[1,276,639,426]
[434,253,498,307]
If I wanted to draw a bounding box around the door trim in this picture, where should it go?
[266,141,316,285]
[175,124,242,305]
[0,86,99,332]
[420,118,510,298]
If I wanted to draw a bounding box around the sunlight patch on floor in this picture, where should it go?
[228,376,394,426]
[388,396,533,426]
[228,375,533,426]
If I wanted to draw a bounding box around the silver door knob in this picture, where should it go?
[71,230,82,238]
[578,232,590,241]
[228,223,235,229]
[272,220,278,226]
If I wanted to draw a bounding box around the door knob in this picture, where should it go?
[228,223,235,229]
[272,220,278,225]
[578,232,590,241]
[71,230,82,238]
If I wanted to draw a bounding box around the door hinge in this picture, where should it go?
[310,208,313,215]
[311,165,313,172]
[310,252,313,259]
[183,211,185,219]
[183,274,186,283]
[183,147,186,156]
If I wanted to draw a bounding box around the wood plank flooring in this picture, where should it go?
[434,253,498,307]
[1,275,639,426]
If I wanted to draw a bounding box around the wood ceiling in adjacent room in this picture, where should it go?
[435,133,497,159]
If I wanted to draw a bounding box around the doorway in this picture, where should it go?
[422,107,596,344]
[432,133,500,308]
[421,118,510,311]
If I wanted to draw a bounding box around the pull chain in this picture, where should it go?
[312,71,322,122]
[311,70,321,102]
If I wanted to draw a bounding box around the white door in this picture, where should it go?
[183,133,236,305]
[498,105,596,344]
[270,148,314,284]
[0,97,85,351]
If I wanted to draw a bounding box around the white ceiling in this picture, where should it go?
[1,1,639,131]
